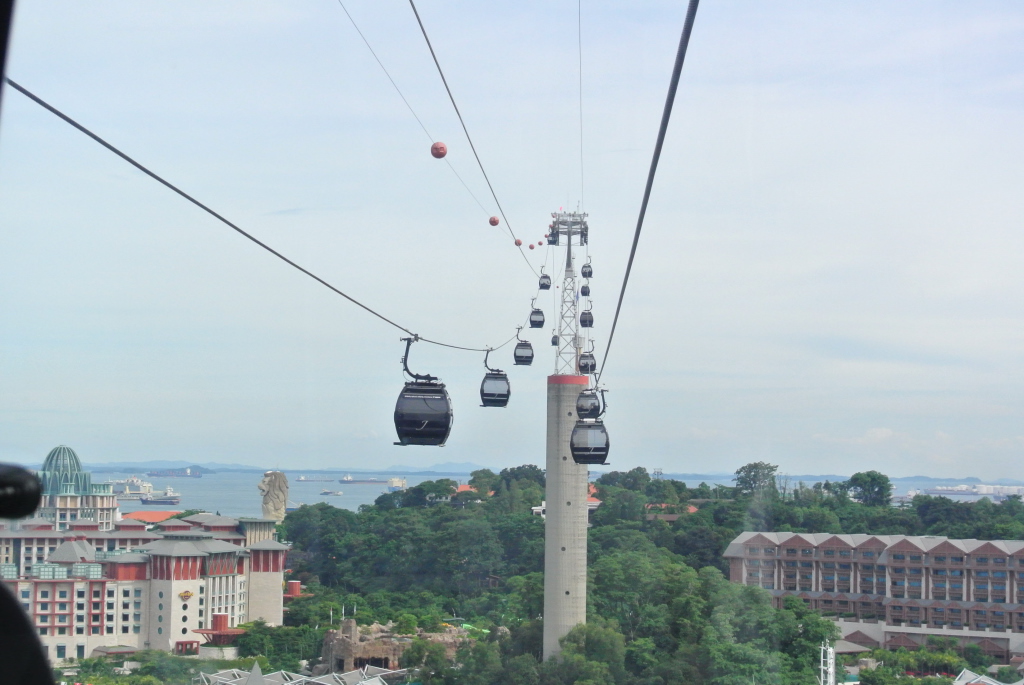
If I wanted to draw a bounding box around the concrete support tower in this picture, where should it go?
[543,211,590,660]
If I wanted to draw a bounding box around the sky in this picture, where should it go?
[0,1,1022,479]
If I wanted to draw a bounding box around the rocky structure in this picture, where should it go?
[257,471,288,522]
[312,619,469,675]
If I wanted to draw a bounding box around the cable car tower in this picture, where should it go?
[543,210,591,661]
[548,211,589,374]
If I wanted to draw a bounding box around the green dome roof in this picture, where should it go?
[39,445,91,496]
[42,445,83,475]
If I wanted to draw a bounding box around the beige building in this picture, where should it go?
[2,512,286,664]
[725,531,1024,662]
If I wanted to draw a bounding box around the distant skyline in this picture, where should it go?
[1,2,1022,478]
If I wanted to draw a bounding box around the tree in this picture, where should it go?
[469,469,499,496]
[394,613,418,635]
[847,471,893,507]
[734,462,779,497]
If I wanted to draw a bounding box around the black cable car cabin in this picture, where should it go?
[539,274,552,290]
[580,284,590,297]
[578,352,596,375]
[570,420,609,464]
[480,372,511,407]
[580,311,594,328]
[513,340,534,365]
[529,308,545,328]
[581,263,593,278]
[551,335,558,346]
[576,389,601,419]
[394,381,453,446]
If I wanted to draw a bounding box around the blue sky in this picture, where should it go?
[0,1,1022,479]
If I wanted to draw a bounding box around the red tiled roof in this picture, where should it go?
[122,510,182,524]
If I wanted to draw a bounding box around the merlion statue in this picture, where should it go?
[258,471,288,522]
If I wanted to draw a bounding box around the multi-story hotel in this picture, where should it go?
[725,532,1024,662]
[0,446,288,663]
[35,445,120,531]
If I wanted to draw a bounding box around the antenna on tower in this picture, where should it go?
[818,641,836,685]
[548,210,589,375]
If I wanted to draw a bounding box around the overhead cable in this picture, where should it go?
[405,0,538,276]
[4,77,511,355]
[333,0,494,221]
[596,0,700,383]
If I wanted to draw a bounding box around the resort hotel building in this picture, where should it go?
[726,531,1024,662]
[1,445,288,663]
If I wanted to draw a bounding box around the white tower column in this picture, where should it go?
[543,374,590,660]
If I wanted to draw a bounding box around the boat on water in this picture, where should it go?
[339,474,386,485]
[140,486,181,505]
[320,489,344,496]
[146,467,202,478]
[296,475,335,482]
[387,477,408,492]
[108,476,154,500]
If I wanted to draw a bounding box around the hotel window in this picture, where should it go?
[75,627,83,635]
[106,626,113,634]
[122,625,129,634]
[935,569,947,576]
[92,614,100,622]
[824,549,835,557]
[122,602,129,610]
[133,625,141,634]
[839,550,851,557]
[951,582,963,589]
[92,602,99,611]
[800,562,812,568]
[76,615,84,623]
[994,583,1006,590]
[893,568,905,575]
[823,574,835,581]
[39,628,47,636]
[823,562,835,569]
[122,614,129,622]
[910,555,921,562]
[39,603,49,611]
[977,571,989,578]
[934,556,946,563]
[977,583,989,590]
[950,569,963,577]
[801,549,812,556]
[861,575,873,582]
[39,590,49,599]
[785,572,796,579]
[747,547,760,555]
[92,590,100,599]
[892,554,906,561]
[839,575,850,581]
[786,548,797,556]
[58,590,67,599]
[58,615,67,624]
[77,590,84,598]
[892,606,904,612]
[748,572,759,579]
[764,548,775,556]
[952,556,964,563]
[862,564,874,571]
[863,551,875,558]
[106,589,114,598]
[747,560,760,566]
[134,589,142,597]
[133,601,141,610]
[995,558,1006,564]
[106,602,114,610]
[934,582,947,588]
[20,590,29,599]
[909,568,922,575]
[39,615,49,624]
[976,557,989,564]
[839,563,851,570]
[994,571,1007,578]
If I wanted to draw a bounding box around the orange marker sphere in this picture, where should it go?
[430,142,447,158]
[515,239,522,246]
[489,216,500,226]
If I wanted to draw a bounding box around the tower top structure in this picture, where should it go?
[549,211,589,375]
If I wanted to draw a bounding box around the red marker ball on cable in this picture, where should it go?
[489,216,499,226]
[430,142,447,159]
[529,244,535,250]
[515,239,522,246]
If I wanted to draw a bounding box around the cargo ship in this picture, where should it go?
[339,475,385,485]
[140,486,182,505]
[146,467,202,478]
[296,475,335,482]
[320,489,344,496]
[109,476,154,500]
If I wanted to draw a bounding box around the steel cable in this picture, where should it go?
[596,0,700,383]
[4,77,518,355]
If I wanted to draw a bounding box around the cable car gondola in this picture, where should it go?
[551,334,558,346]
[570,388,609,465]
[581,262,593,279]
[513,328,534,366]
[479,349,510,407]
[580,283,590,297]
[394,338,452,446]
[570,420,609,464]
[576,389,601,419]
[529,303,545,329]
[539,272,552,290]
[579,352,596,375]
[580,305,594,328]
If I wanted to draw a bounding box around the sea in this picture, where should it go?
[106,471,447,519]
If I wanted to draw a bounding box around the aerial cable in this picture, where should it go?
[596,0,700,383]
[4,77,516,355]
[332,0,495,222]
[578,0,585,211]
[405,0,538,277]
